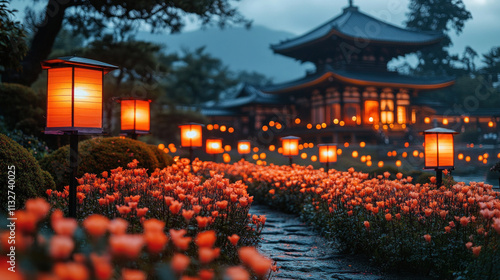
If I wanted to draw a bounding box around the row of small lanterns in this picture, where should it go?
[40,56,460,217]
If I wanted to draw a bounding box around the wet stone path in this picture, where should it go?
[250,204,428,280]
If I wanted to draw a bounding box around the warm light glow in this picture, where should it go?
[442,119,448,125]
[276,123,282,130]
[366,155,371,161]
[333,119,339,124]
[366,161,372,167]
[269,121,275,127]
[488,121,494,127]
[311,155,317,162]
[419,152,424,158]
[252,154,259,160]
[483,159,488,164]
[170,147,177,153]
[307,124,312,129]
[465,156,471,162]
[483,153,489,159]
[224,145,231,152]
[339,121,345,126]
[281,136,300,157]
[424,117,431,124]
[478,155,483,161]
[253,147,259,153]
[269,145,275,152]
[497,153,500,159]
[206,139,223,154]
[207,124,213,130]
[278,147,283,154]
[368,117,374,123]
[46,67,103,130]
[360,156,366,162]
[378,161,384,168]
[179,124,203,148]
[298,144,304,150]
[295,118,301,124]
[213,124,219,130]
[321,122,327,128]
[424,131,455,169]
[402,152,408,158]
[301,153,307,159]
[260,153,266,159]
[163,148,169,153]
[458,153,464,160]
[223,153,231,163]
[392,151,397,157]
[404,142,409,148]
[337,149,343,155]
[396,160,402,167]
[360,142,366,148]
[316,124,321,130]
[318,144,337,163]
[262,125,268,132]
[344,142,349,148]
[220,125,226,132]
[120,99,151,133]
[352,151,358,158]
[237,140,251,155]
[351,116,357,122]
[387,151,392,157]
[464,117,470,123]
[413,150,419,157]
[158,144,165,150]
[228,127,234,133]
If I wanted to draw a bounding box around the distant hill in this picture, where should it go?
[136,25,313,83]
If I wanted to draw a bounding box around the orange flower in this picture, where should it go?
[98,198,108,206]
[121,268,146,280]
[492,218,500,234]
[52,217,78,237]
[444,226,451,233]
[423,234,431,243]
[15,210,37,234]
[108,218,129,235]
[25,198,51,221]
[228,234,240,246]
[116,205,132,216]
[199,247,219,264]
[216,200,228,210]
[385,213,392,221]
[83,214,109,238]
[53,262,89,280]
[472,246,481,257]
[90,253,113,280]
[136,207,149,217]
[193,205,202,214]
[269,189,275,195]
[101,171,108,178]
[182,210,195,221]
[171,253,190,274]
[363,221,370,230]
[109,234,144,259]
[465,242,473,250]
[196,230,217,248]
[238,247,271,277]
[424,208,433,217]
[145,231,168,254]
[164,196,174,206]
[169,201,183,215]
[225,266,250,280]
[239,197,249,207]
[143,219,165,233]
[430,176,436,184]
[50,235,74,259]
[199,269,214,280]
[460,216,469,227]
[170,229,192,251]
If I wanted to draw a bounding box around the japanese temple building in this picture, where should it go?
[201,3,497,144]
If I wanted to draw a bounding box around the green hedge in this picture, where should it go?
[0,134,55,212]
[39,137,173,188]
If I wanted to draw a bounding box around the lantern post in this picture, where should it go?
[179,123,204,163]
[237,140,251,160]
[423,127,458,187]
[41,56,118,218]
[206,138,223,162]
[117,98,151,140]
[318,143,337,170]
[281,136,301,166]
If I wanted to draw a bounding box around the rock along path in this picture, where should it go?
[250,204,430,280]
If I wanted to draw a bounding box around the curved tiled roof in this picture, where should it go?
[272,6,444,53]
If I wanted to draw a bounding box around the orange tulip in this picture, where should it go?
[83,214,109,238]
[216,200,228,210]
[171,253,190,274]
[145,231,168,254]
[385,213,392,221]
[108,218,129,235]
[472,246,481,257]
[169,201,183,215]
[52,218,78,237]
[25,198,51,221]
[199,269,215,280]
[15,210,37,234]
[424,234,431,243]
[50,235,74,259]
[196,230,217,248]
[143,219,165,234]
[53,262,89,280]
[116,205,132,216]
[109,234,144,259]
[136,207,149,217]
[196,216,211,228]
[90,253,113,280]
[363,221,370,230]
[228,234,240,246]
[170,229,192,251]
[225,266,250,280]
[182,209,195,221]
[199,247,219,264]
[492,218,500,234]
[121,268,146,280]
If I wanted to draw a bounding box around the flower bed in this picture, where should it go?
[0,159,275,279]
[198,160,500,279]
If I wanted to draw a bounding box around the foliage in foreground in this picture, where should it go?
[202,160,500,279]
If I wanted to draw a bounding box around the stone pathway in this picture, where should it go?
[250,204,430,280]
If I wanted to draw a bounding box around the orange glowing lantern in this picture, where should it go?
[118,98,151,139]
[179,123,203,148]
[318,144,337,169]
[206,138,223,155]
[42,56,118,219]
[423,127,458,186]
[281,136,301,165]
[42,56,118,134]
[237,140,251,157]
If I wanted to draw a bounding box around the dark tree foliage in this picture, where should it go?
[0,0,28,73]
[406,0,472,76]
[2,0,250,85]
[482,46,500,83]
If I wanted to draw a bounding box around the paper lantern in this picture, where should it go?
[237,140,251,155]
[41,56,118,134]
[206,138,223,154]
[318,144,337,164]
[281,136,300,157]
[423,127,458,170]
[118,98,151,137]
[179,123,203,148]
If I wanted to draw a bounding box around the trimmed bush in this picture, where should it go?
[39,137,172,188]
[0,134,55,211]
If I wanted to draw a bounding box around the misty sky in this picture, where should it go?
[9,0,500,64]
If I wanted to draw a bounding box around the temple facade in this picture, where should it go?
[202,3,459,144]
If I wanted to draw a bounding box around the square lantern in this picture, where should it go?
[41,56,118,219]
[179,123,204,148]
[423,127,458,186]
[206,138,223,154]
[281,136,301,165]
[118,98,151,139]
[238,140,251,155]
[318,143,337,169]
[41,56,118,134]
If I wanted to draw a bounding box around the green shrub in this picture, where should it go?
[147,144,174,169]
[39,137,173,188]
[0,134,55,212]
